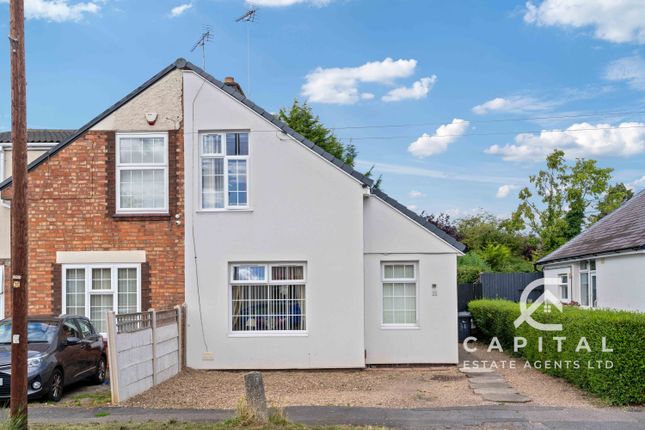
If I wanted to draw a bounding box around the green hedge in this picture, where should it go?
[468,299,645,405]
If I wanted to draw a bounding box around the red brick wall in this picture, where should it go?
[3,129,184,316]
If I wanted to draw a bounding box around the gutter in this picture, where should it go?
[536,245,645,268]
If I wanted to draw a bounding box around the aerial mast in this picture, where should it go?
[236,5,258,96]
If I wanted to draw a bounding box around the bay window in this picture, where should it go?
[200,132,249,210]
[116,133,168,214]
[230,263,306,333]
[382,263,418,327]
[63,264,141,333]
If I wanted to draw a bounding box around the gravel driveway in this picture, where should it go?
[124,344,605,410]
[125,366,485,409]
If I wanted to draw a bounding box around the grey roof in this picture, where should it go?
[538,190,645,265]
[0,129,75,144]
[0,58,465,252]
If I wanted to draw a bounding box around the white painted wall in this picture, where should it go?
[363,196,460,364]
[183,71,366,369]
[544,252,645,312]
[596,253,645,312]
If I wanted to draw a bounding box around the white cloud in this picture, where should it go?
[408,190,425,198]
[486,122,645,161]
[472,95,555,115]
[628,175,645,190]
[408,119,470,158]
[355,160,523,185]
[248,0,332,6]
[524,0,645,44]
[605,55,645,90]
[382,76,437,102]
[496,185,517,199]
[169,3,192,17]
[301,58,418,104]
[0,0,101,22]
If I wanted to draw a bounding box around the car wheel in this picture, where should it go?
[47,369,64,402]
[91,356,107,385]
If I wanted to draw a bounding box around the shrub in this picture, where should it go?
[468,299,645,405]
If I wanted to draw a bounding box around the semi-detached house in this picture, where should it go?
[0,59,465,369]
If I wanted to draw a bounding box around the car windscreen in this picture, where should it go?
[0,320,59,344]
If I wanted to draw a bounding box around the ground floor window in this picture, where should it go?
[558,273,569,301]
[382,262,418,327]
[230,263,306,333]
[579,260,596,307]
[63,264,141,333]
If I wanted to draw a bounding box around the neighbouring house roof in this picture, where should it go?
[537,190,645,265]
[0,58,465,253]
[0,129,75,144]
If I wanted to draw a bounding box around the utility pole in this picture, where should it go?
[9,0,29,427]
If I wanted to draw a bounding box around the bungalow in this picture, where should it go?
[539,190,645,312]
[0,59,465,369]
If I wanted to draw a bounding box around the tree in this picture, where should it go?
[278,99,356,167]
[511,149,617,255]
[591,183,634,222]
[425,213,461,241]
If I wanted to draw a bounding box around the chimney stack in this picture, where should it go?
[223,76,245,96]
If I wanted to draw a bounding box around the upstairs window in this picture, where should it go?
[116,133,168,214]
[200,132,249,210]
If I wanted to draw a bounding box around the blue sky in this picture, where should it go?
[0,0,644,217]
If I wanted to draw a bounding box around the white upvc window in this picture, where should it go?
[199,132,249,210]
[62,264,141,334]
[579,260,597,307]
[382,263,418,327]
[230,263,306,334]
[116,132,169,214]
[557,273,570,302]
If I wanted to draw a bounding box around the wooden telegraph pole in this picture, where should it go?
[9,0,29,427]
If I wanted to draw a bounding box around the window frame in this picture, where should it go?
[579,259,596,308]
[557,272,570,303]
[198,131,250,211]
[115,132,169,215]
[380,262,420,329]
[61,263,142,334]
[228,262,307,337]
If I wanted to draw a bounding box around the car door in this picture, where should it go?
[59,319,84,383]
[75,318,102,377]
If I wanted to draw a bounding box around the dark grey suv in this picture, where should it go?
[0,315,107,402]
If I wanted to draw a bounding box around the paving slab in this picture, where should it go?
[474,387,519,395]
[469,382,513,389]
[468,376,506,383]
[482,393,531,403]
[459,367,495,374]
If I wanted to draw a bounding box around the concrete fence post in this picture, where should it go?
[149,308,157,386]
[244,371,268,423]
[106,311,120,404]
[174,304,183,369]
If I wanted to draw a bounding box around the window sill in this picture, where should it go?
[196,208,254,214]
[113,213,171,220]
[228,331,308,338]
[380,325,420,330]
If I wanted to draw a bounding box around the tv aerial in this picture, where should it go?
[190,25,214,70]
[236,6,259,95]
